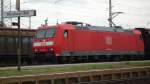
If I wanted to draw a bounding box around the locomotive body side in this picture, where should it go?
[60,27,144,57]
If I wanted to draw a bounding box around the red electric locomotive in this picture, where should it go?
[32,21,144,63]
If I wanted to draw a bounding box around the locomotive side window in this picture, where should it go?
[64,30,68,38]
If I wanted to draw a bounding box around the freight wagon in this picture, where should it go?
[135,28,150,59]
[0,27,35,66]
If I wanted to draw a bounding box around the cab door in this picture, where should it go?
[62,30,75,54]
[62,30,69,51]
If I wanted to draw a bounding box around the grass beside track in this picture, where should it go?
[0,60,150,77]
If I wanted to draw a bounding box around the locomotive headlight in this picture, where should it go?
[50,48,54,51]
[46,41,54,46]
[33,42,41,46]
[34,49,38,52]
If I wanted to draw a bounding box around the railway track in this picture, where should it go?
[0,66,150,84]
[78,77,150,84]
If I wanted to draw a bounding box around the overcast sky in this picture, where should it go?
[9,0,150,29]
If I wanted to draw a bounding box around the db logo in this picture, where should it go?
[105,37,112,45]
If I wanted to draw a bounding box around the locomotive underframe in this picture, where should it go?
[33,51,144,64]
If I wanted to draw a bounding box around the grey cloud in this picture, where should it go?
[27,0,55,3]
[27,0,89,5]
[24,0,150,28]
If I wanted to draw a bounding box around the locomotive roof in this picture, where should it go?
[65,21,125,32]
[88,26,125,32]
[39,21,131,33]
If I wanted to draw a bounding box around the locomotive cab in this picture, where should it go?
[32,23,76,63]
[33,25,57,57]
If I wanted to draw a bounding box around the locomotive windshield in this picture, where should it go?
[36,28,56,38]
[46,28,56,38]
[36,29,46,38]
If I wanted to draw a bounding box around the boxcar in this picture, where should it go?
[135,28,150,59]
[0,27,35,66]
